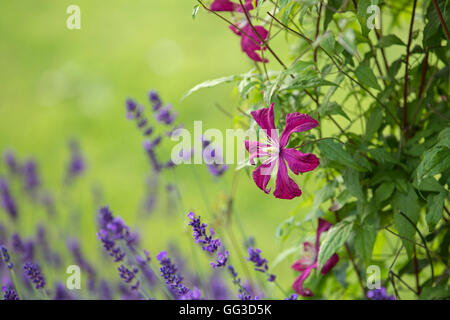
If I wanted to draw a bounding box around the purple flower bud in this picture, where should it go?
[126,98,137,112]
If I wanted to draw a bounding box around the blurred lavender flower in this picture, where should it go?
[209,274,230,300]
[0,177,18,219]
[68,239,96,277]
[11,233,34,262]
[201,138,228,177]
[143,138,163,172]
[367,287,395,300]
[99,279,113,300]
[23,262,46,289]
[285,293,298,300]
[136,250,156,287]
[157,251,190,297]
[125,98,154,136]
[228,265,253,300]
[3,150,19,173]
[148,90,162,111]
[54,282,74,300]
[65,140,86,185]
[2,286,19,300]
[22,159,40,192]
[37,226,60,267]
[0,245,14,269]
[155,104,177,125]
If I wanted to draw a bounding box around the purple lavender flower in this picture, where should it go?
[3,150,18,173]
[0,245,14,269]
[148,90,162,111]
[143,138,163,172]
[285,293,298,300]
[65,140,85,185]
[367,287,395,300]
[23,262,46,289]
[188,212,221,253]
[126,98,137,112]
[155,104,177,125]
[118,265,139,290]
[209,274,230,300]
[99,280,113,300]
[11,234,34,262]
[228,265,253,300]
[0,177,18,219]
[136,250,156,287]
[67,239,96,276]
[211,250,229,269]
[246,248,268,272]
[22,159,40,192]
[98,206,114,229]
[97,229,125,262]
[201,138,228,177]
[157,251,190,296]
[53,282,74,300]
[2,286,19,300]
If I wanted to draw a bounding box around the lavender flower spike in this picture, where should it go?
[0,178,18,219]
[23,262,46,289]
[367,287,395,300]
[157,251,190,296]
[2,286,19,300]
[0,245,14,269]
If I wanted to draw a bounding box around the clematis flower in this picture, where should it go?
[230,24,269,63]
[244,103,319,199]
[291,218,339,297]
[210,0,257,12]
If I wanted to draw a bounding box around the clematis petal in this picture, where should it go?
[250,103,277,140]
[279,113,319,148]
[320,253,339,275]
[211,0,256,12]
[251,159,276,194]
[240,24,269,63]
[273,157,302,199]
[291,242,315,271]
[210,0,238,11]
[292,264,317,297]
[282,148,320,175]
[315,218,333,253]
[244,140,270,164]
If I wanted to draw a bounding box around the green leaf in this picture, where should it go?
[323,0,343,31]
[317,140,364,171]
[318,217,355,270]
[364,108,383,141]
[182,75,239,100]
[343,169,364,201]
[318,101,351,121]
[426,191,447,231]
[192,4,200,19]
[354,224,377,265]
[357,0,379,37]
[374,181,395,206]
[355,63,381,91]
[368,148,397,164]
[392,187,421,257]
[416,145,450,184]
[376,35,405,48]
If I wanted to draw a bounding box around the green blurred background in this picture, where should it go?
[1,0,329,297]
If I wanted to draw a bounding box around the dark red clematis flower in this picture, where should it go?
[291,218,339,297]
[245,103,320,199]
